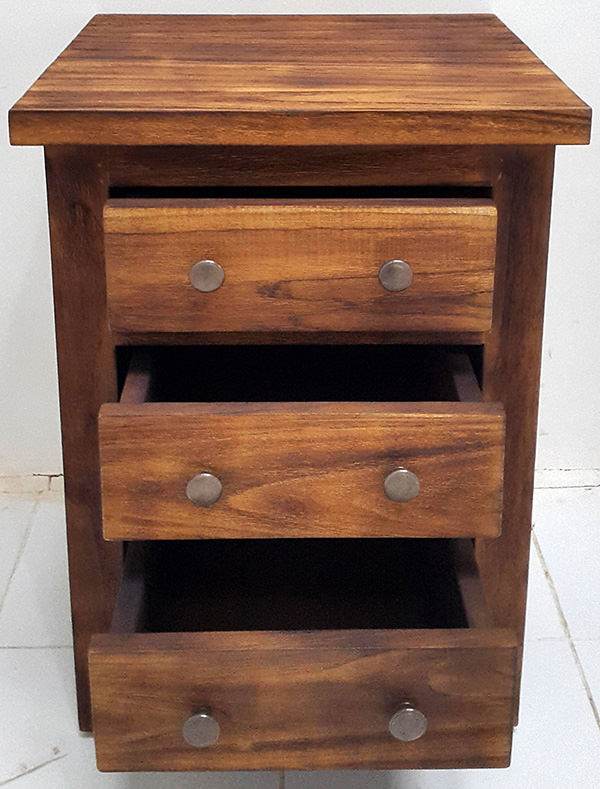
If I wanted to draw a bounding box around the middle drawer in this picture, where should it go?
[99,346,504,540]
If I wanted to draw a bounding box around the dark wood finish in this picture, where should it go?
[108,145,494,188]
[109,543,146,634]
[44,146,119,731]
[119,350,152,405]
[89,627,516,771]
[99,399,504,540]
[477,146,557,720]
[453,540,494,629]
[447,351,484,404]
[104,198,497,334]
[113,330,487,346]
[10,15,590,146]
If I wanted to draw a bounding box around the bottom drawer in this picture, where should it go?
[89,539,516,771]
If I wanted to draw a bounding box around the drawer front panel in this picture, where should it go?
[89,629,516,771]
[99,402,505,540]
[104,199,497,334]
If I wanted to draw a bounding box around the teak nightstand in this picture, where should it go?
[10,14,591,772]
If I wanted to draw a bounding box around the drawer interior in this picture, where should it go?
[109,184,492,200]
[118,344,483,404]
[112,537,491,635]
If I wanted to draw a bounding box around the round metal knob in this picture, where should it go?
[189,259,225,292]
[379,259,413,291]
[186,472,223,507]
[384,468,419,502]
[389,703,427,742]
[182,711,220,748]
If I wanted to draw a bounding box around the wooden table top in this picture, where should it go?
[9,14,591,146]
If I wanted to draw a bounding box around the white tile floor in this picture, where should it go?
[0,483,598,788]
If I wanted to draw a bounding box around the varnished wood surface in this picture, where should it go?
[95,628,517,652]
[104,198,497,334]
[445,351,484,404]
[453,539,493,629]
[108,145,495,188]
[44,147,120,731]
[105,144,493,354]
[109,543,146,635]
[118,350,152,405]
[477,146,556,722]
[89,627,516,771]
[10,15,590,145]
[99,400,504,540]
[113,330,487,346]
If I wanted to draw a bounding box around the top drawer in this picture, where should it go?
[104,198,497,335]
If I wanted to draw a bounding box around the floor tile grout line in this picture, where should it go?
[0,753,68,786]
[0,496,40,614]
[535,484,600,490]
[533,531,600,732]
[0,492,72,650]
[279,769,285,789]
[0,645,73,650]
[525,635,581,642]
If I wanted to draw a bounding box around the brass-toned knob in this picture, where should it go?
[189,259,225,292]
[379,259,413,291]
[384,468,419,502]
[186,472,222,506]
[389,703,427,742]
[182,711,220,748]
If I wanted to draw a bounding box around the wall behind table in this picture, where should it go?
[0,1,95,477]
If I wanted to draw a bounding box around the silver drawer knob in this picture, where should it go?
[389,703,427,742]
[189,259,225,292]
[186,472,223,506]
[384,468,419,502]
[379,259,413,291]
[182,711,220,748]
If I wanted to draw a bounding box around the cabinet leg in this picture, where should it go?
[45,146,121,731]
[478,145,556,724]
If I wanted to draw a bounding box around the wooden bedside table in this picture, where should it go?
[9,14,590,772]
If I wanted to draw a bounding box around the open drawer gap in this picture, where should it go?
[111,537,491,636]
[118,345,483,405]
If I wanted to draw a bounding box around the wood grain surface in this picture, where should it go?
[99,401,505,540]
[44,147,120,731]
[108,145,494,189]
[107,145,495,347]
[104,198,497,334]
[10,15,590,145]
[89,628,516,771]
[477,146,557,722]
